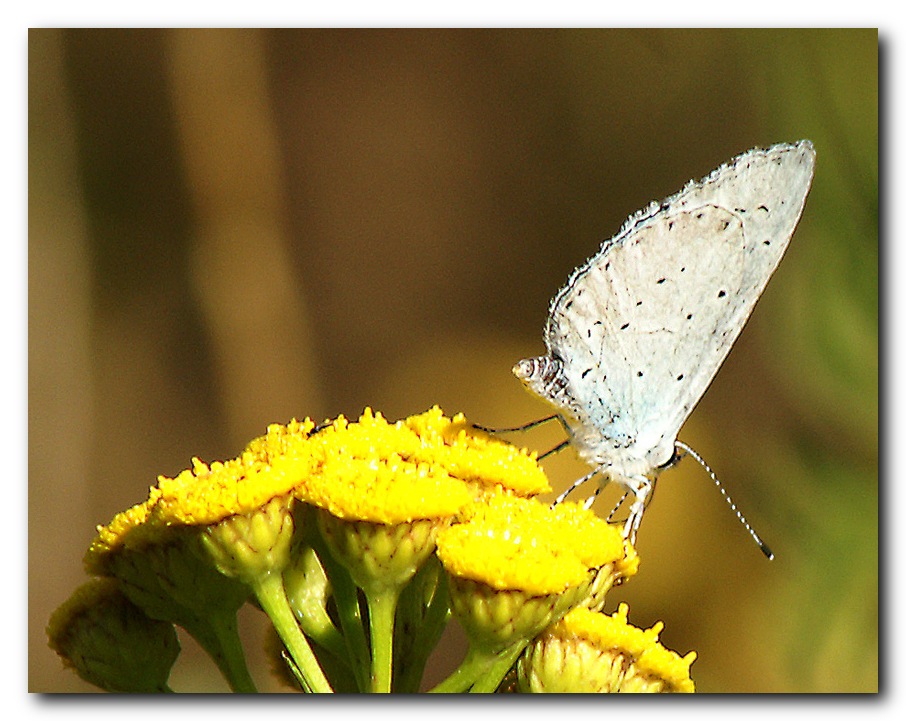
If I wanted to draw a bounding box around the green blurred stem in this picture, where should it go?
[171,608,257,693]
[254,573,333,693]
[292,597,347,660]
[469,643,525,693]
[365,587,401,693]
[429,643,525,693]
[395,576,451,693]
[428,647,493,693]
[310,534,370,690]
[202,610,259,693]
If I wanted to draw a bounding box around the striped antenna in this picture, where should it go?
[675,440,774,560]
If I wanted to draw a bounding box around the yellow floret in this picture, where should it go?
[556,604,696,693]
[405,406,551,495]
[436,492,623,596]
[153,454,310,527]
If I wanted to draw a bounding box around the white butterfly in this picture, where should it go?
[515,140,816,545]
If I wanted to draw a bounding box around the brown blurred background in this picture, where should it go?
[29,28,877,693]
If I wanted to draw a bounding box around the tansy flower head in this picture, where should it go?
[153,454,305,528]
[243,417,317,463]
[295,408,475,527]
[437,492,623,596]
[517,603,696,693]
[295,410,472,596]
[404,406,551,496]
[148,436,318,584]
[435,491,625,654]
[83,496,163,575]
[87,417,317,568]
[284,407,549,522]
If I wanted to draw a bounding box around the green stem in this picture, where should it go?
[429,642,526,694]
[173,610,257,693]
[429,647,495,693]
[469,643,525,693]
[292,599,347,660]
[312,535,370,690]
[254,573,332,693]
[365,587,401,693]
[206,610,259,693]
[395,571,451,693]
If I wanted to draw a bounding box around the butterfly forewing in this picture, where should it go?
[538,141,816,467]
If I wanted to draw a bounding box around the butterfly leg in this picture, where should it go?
[582,481,607,510]
[621,474,653,543]
[606,491,631,522]
[551,467,599,506]
[470,414,560,434]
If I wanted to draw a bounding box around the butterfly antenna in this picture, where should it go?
[675,440,774,560]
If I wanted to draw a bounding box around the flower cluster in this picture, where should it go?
[48,406,695,693]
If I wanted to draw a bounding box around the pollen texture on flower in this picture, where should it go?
[520,603,696,693]
[436,491,624,596]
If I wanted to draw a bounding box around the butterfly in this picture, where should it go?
[515,140,816,548]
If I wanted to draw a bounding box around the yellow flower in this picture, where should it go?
[303,453,471,526]
[292,409,476,593]
[403,406,551,496]
[84,419,317,575]
[295,405,549,523]
[284,407,508,693]
[153,454,306,529]
[67,404,647,694]
[518,603,696,693]
[83,496,163,575]
[435,491,625,656]
[243,417,317,463]
[81,425,320,693]
[437,491,623,596]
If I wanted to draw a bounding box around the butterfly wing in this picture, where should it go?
[537,141,815,469]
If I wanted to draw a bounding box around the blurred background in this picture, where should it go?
[29,28,877,693]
